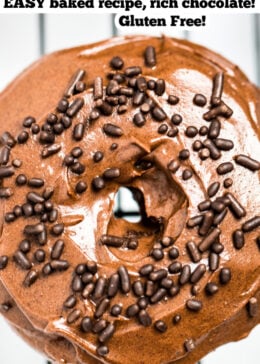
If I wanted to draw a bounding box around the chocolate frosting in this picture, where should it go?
[0,35,259,364]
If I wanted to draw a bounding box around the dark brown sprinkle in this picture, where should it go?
[190,264,206,284]
[28,178,44,188]
[154,320,167,333]
[207,182,220,198]
[67,309,81,324]
[137,297,149,309]
[186,299,203,312]
[199,148,210,160]
[41,144,61,158]
[110,143,118,151]
[234,154,260,171]
[226,192,246,219]
[157,124,168,134]
[191,284,201,296]
[51,223,64,236]
[99,322,115,343]
[168,159,180,174]
[0,256,8,270]
[89,109,100,121]
[27,192,44,204]
[179,149,190,160]
[103,168,121,180]
[31,124,40,134]
[23,116,36,128]
[217,162,234,175]
[185,126,198,138]
[168,247,179,259]
[155,79,165,96]
[95,298,110,319]
[1,132,16,148]
[64,295,77,309]
[214,138,234,151]
[203,139,221,160]
[73,123,85,141]
[63,69,85,97]
[72,275,84,292]
[118,105,127,114]
[14,251,32,270]
[184,338,196,353]
[103,123,123,137]
[160,278,173,290]
[213,209,228,226]
[93,320,107,334]
[179,265,191,285]
[219,267,231,284]
[126,303,139,317]
[161,236,174,247]
[199,211,214,236]
[75,263,87,275]
[34,249,45,263]
[167,126,179,138]
[186,242,201,263]
[13,205,22,217]
[171,114,182,125]
[182,169,193,180]
[66,98,84,118]
[211,242,224,254]
[111,304,122,317]
[125,66,142,77]
[101,235,125,248]
[19,240,31,253]
[118,265,130,293]
[242,216,260,233]
[48,209,58,223]
[17,130,29,144]
[173,314,181,324]
[132,280,144,297]
[46,113,57,125]
[0,302,12,312]
[93,151,104,163]
[24,222,44,235]
[106,79,119,96]
[232,230,245,250]
[23,270,38,287]
[187,215,203,228]
[223,178,233,188]
[44,200,53,211]
[75,181,87,194]
[167,95,179,105]
[193,94,207,107]
[4,212,15,222]
[39,130,55,144]
[147,79,156,90]
[144,46,156,67]
[96,345,109,357]
[93,276,107,299]
[93,77,103,100]
[145,281,155,297]
[110,56,124,70]
[211,72,224,106]
[92,176,105,191]
[42,263,52,275]
[0,146,10,165]
[151,248,164,261]
[59,116,71,130]
[113,73,125,84]
[51,239,64,260]
[22,203,33,217]
[136,77,147,92]
[152,107,167,122]
[199,228,221,252]
[211,200,226,213]
[0,188,13,199]
[247,297,258,317]
[139,264,153,276]
[118,95,127,105]
[208,119,221,139]
[75,81,85,93]
[64,155,74,167]
[82,283,95,299]
[138,309,152,326]
[119,87,134,97]
[128,239,138,250]
[87,261,97,274]
[168,261,182,274]
[205,282,219,295]
[203,101,233,121]
[34,203,44,214]
[149,269,167,282]
[128,77,137,88]
[209,252,219,272]
[192,141,202,153]
[70,162,85,175]
[0,165,15,179]
[133,92,145,107]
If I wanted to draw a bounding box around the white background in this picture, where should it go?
[0,13,259,364]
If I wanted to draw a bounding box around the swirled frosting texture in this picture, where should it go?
[0,36,259,364]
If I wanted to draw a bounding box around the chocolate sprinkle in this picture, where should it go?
[216,162,234,175]
[205,282,219,295]
[110,56,124,70]
[0,256,8,270]
[186,299,203,311]
[219,268,231,284]
[211,72,224,106]
[242,216,260,232]
[186,242,201,263]
[103,123,123,137]
[247,297,258,317]
[23,270,38,287]
[199,228,221,252]
[193,94,207,107]
[154,320,167,333]
[144,46,156,67]
[234,154,260,171]
[232,230,245,250]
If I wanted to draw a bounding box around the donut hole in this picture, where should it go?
[113,187,142,223]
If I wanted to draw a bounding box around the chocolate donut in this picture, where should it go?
[0,35,259,364]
